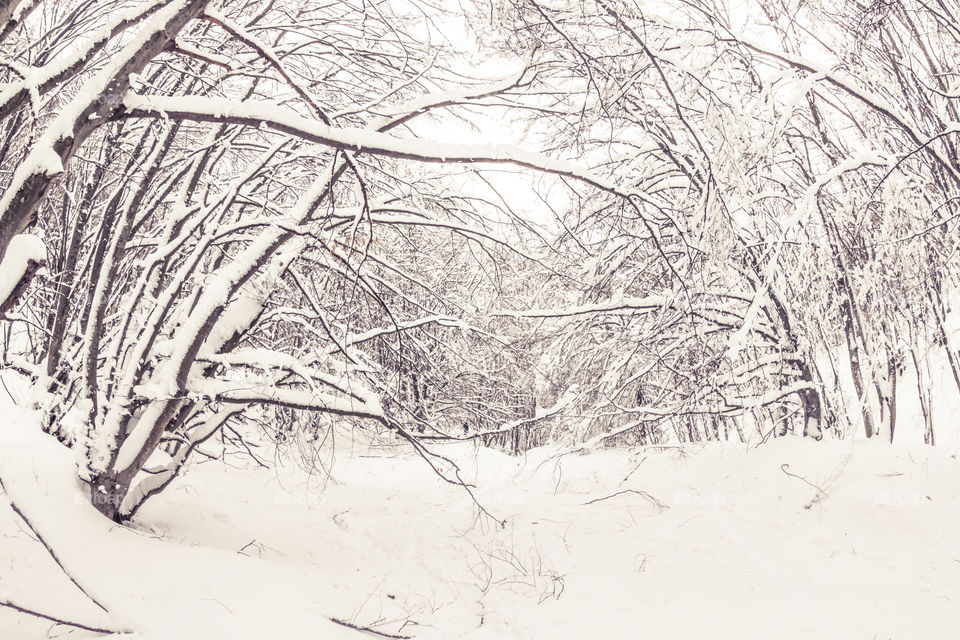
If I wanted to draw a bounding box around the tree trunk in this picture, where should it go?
[911,347,935,446]
[887,353,898,443]
[88,471,130,524]
[844,312,876,438]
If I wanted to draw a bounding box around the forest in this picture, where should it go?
[0,0,958,638]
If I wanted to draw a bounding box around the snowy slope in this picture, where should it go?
[2,404,959,639]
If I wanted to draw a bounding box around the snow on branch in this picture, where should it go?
[0,0,165,123]
[120,93,667,208]
[341,315,483,350]
[188,377,384,420]
[730,34,960,182]
[489,295,672,319]
[192,348,373,402]
[0,233,45,315]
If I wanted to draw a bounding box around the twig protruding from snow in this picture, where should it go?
[0,599,128,635]
[583,489,669,512]
[329,616,413,639]
[779,463,829,509]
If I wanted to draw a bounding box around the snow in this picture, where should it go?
[3,386,960,639]
[0,234,46,305]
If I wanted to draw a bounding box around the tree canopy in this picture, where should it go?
[0,0,958,521]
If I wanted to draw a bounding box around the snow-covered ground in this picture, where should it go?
[2,398,959,640]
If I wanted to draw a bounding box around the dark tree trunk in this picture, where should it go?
[89,471,131,524]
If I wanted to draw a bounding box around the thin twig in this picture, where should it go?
[0,598,126,635]
[329,617,413,639]
[583,489,668,511]
[0,372,16,404]
[237,539,262,557]
[620,456,647,486]
[780,463,828,509]
[388,418,506,528]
